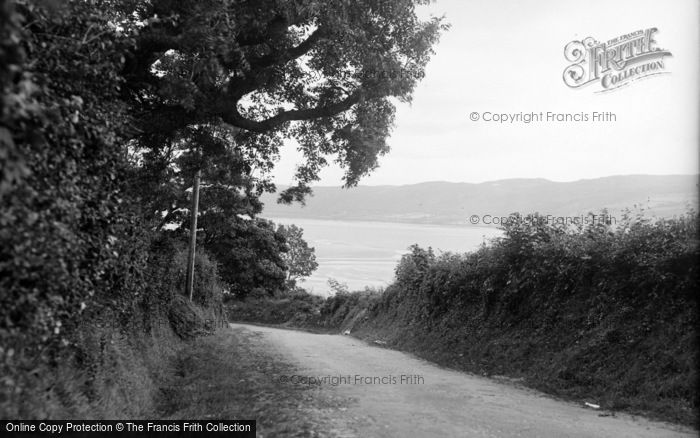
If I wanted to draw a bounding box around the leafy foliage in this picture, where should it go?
[0,0,33,195]
[1,0,139,348]
[125,0,448,199]
[277,224,318,285]
[0,1,175,417]
[204,218,288,298]
[327,278,350,295]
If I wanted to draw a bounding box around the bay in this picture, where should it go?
[266,217,502,296]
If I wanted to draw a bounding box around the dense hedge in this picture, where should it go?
[0,1,223,417]
[383,211,697,327]
[350,212,698,424]
[1,0,141,358]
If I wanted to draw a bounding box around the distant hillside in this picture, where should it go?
[261,175,698,225]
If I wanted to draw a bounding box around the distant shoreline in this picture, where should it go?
[262,215,497,228]
[261,175,698,226]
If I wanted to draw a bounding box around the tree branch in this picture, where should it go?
[251,27,327,69]
[220,91,363,133]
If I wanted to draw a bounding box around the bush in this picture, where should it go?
[318,286,383,330]
[167,241,225,310]
[338,210,699,425]
[204,218,287,299]
[226,288,325,327]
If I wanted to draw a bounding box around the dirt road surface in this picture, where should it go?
[229,323,696,438]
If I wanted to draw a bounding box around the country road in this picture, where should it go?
[228,323,696,438]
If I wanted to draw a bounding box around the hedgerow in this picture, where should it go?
[356,211,698,424]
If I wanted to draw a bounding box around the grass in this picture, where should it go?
[0,314,182,419]
[157,328,355,437]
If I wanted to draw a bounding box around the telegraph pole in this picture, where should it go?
[186,168,201,302]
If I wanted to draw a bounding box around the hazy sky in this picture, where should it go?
[272,0,699,186]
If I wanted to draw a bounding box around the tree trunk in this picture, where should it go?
[186,169,201,302]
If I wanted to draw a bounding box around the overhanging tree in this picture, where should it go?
[124,0,447,294]
[126,0,447,198]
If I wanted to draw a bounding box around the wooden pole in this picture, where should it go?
[186,169,201,302]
